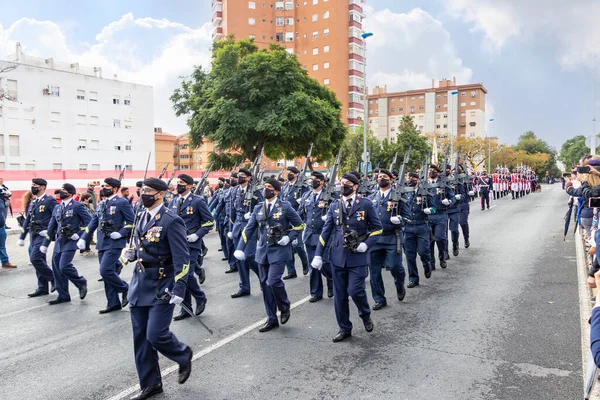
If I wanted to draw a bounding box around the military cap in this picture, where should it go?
[429,164,442,173]
[218,177,225,182]
[408,172,419,179]
[311,171,325,181]
[143,177,168,191]
[104,177,121,188]
[231,172,239,178]
[136,181,143,188]
[349,170,362,181]
[378,169,393,179]
[178,173,194,185]
[392,170,399,177]
[32,178,47,186]
[265,178,281,191]
[238,168,252,177]
[62,183,77,195]
[287,166,300,174]
[342,173,360,185]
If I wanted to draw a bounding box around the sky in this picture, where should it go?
[0,0,599,150]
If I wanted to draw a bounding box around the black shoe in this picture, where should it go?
[396,284,406,301]
[453,247,459,257]
[202,245,208,258]
[440,260,447,269]
[195,299,206,316]
[173,311,192,321]
[48,298,70,305]
[225,267,238,274]
[178,349,193,384]
[282,273,297,280]
[327,288,334,298]
[79,284,88,300]
[50,281,56,293]
[444,252,450,261]
[259,321,279,332]
[424,269,432,279]
[231,291,250,298]
[407,281,419,288]
[303,265,309,276]
[121,290,129,308]
[280,309,290,325]
[218,248,223,252]
[28,289,49,298]
[465,239,470,248]
[372,302,387,310]
[481,208,485,211]
[98,278,104,282]
[116,262,123,275]
[198,268,206,285]
[309,296,323,303]
[129,383,163,400]
[332,331,352,342]
[363,318,374,332]
[221,257,228,261]
[99,304,122,314]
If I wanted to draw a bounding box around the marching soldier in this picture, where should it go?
[312,173,383,342]
[78,178,134,313]
[368,169,406,310]
[208,177,228,261]
[458,165,473,248]
[134,181,144,213]
[124,177,193,400]
[18,178,57,297]
[445,166,462,257]
[224,173,240,273]
[478,171,492,209]
[234,178,304,332]
[41,183,91,305]
[168,174,214,321]
[427,165,456,270]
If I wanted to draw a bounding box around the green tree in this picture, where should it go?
[514,130,560,177]
[339,124,381,174]
[171,37,347,167]
[559,135,590,170]
[394,115,431,172]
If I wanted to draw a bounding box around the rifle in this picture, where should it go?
[357,152,371,197]
[194,163,214,196]
[294,143,313,190]
[158,162,170,180]
[165,168,179,189]
[321,147,342,213]
[117,166,127,182]
[389,146,412,213]
[416,151,432,209]
[244,147,264,211]
[389,152,398,175]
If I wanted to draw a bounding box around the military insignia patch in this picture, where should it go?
[273,211,282,219]
[39,205,45,213]
[357,211,365,221]
[109,206,116,215]
[145,226,163,242]
[187,206,194,215]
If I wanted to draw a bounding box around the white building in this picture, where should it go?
[0,43,155,171]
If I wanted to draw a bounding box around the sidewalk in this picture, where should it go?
[4,216,25,236]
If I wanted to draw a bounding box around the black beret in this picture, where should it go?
[287,166,300,174]
[225,179,231,184]
[231,172,238,178]
[342,173,360,185]
[143,177,168,191]
[408,172,419,179]
[136,181,143,188]
[378,169,393,179]
[218,177,225,182]
[349,170,362,181]
[238,168,252,177]
[62,183,76,195]
[392,170,399,177]
[265,178,281,191]
[311,171,325,181]
[430,164,442,173]
[104,177,121,188]
[178,173,194,185]
[32,178,47,186]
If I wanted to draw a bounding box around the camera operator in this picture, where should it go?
[575,157,600,238]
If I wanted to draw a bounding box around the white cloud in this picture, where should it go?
[443,0,600,73]
[364,8,473,92]
[0,14,213,134]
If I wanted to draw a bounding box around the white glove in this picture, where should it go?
[455,194,461,200]
[17,239,25,247]
[40,246,48,254]
[169,295,183,305]
[468,191,475,196]
[70,233,80,241]
[292,239,298,246]
[244,212,251,220]
[424,208,433,215]
[38,230,48,238]
[311,256,323,270]
[321,215,327,221]
[187,233,199,243]
[356,243,368,253]
[442,199,451,206]
[227,232,233,239]
[122,248,137,262]
[234,250,246,260]
[76,239,86,250]
[390,216,401,225]
[110,232,123,240]
[277,236,290,246]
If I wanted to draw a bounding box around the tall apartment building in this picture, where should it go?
[0,43,155,171]
[368,78,488,142]
[212,0,366,129]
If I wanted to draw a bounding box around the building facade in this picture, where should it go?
[0,43,155,171]
[154,128,177,171]
[367,79,487,142]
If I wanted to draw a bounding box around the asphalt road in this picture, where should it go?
[0,186,582,400]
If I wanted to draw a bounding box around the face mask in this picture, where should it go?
[230,180,238,187]
[218,183,224,189]
[238,177,247,185]
[101,188,113,198]
[176,184,187,194]
[141,194,157,208]
[31,186,40,195]
[378,178,390,188]
[287,173,295,181]
[429,172,438,179]
[136,190,141,197]
[341,184,354,197]
[446,170,451,177]
[408,180,418,187]
[59,191,69,200]
[312,180,321,189]
[263,188,276,200]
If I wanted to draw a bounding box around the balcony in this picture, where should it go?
[349,69,364,78]
[349,37,363,46]
[349,20,362,29]
[212,0,223,12]
[348,102,364,110]
[348,118,362,126]
[212,11,223,25]
[212,27,223,40]
[349,3,363,13]
[349,53,364,62]
[349,85,364,94]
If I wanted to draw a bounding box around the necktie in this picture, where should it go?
[177,197,184,214]
[142,212,151,229]
[267,203,272,216]
[346,198,353,214]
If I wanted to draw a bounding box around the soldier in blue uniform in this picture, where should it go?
[426,165,456,270]
[168,173,214,321]
[124,177,193,400]
[133,180,144,214]
[478,171,492,210]
[41,183,92,305]
[445,166,463,257]
[457,165,473,248]
[280,166,309,279]
[312,173,383,342]
[78,177,134,313]
[208,177,228,260]
[18,178,57,297]
[223,174,239,273]
[367,169,406,310]
[300,171,333,302]
[401,172,432,287]
[234,178,304,332]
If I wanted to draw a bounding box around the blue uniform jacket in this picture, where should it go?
[280,181,308,210]
[446,178,461,214]
[400,189,429,225]
[128,206,190,306]
[316,196,383,267]
[20,194,57,241]
[43,200,92,252]
[427,180,456,213]
[81,196,135,251]
[231,185,264,253]
[300,190,335,247]
[237,200,304,265]
[368,190,401,245]
[168,192,214,249]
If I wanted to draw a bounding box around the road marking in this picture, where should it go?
[105,294,312,400]
[0,288,105,319]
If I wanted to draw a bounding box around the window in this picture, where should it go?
[391,108,396,112]
[419,106,424,110]
[471,91,477,98]
[78,139,87,149]
[313,0,318,4]
[91,140,99,150]
[77,90,85,100]
[324,45,330,53]
[114,165,122,171]
[52,137,62,148]
[51,86,60,97]
[286,18,294,25]
[89,91,98,102]
[52,163,62,170]
[419,125,423,130]
[444,104,448,108]
[113,96,120,105]
[437,115,441,120]
[79,164,88,171]
[312,64,319,71]
[0,135,4,155]
[390,127,395,132]
[115,142,122,151]
[398,107,403,112]
[460,92,466,97]
[436,125,440,129]
[9,135,19,156]
[349,60,364,72]
[124,98,131,106]
[90,116,99,125]
[77,114,86,125]
[409,106,415,113]
[249,17,256,25]
[419,96,424,100]
[313,47,319,55]
[443,124,448,128]
[125,120,132,129]
[324,78,330,85]
[0,106,2,117]
[419,115,424,120]
[7,80,17,99]
[323,28,329,36]
[276,32,284,42]
[125,165,133,171]
[276,17,284,26]
[313,31,318,39]
[285,32,294,42]
[91,164,100,170]
[285,1,293,9]
[436,94,441,98]
[324,62,330,69]
[113,119,121,128]
[436,104,441,109]
[470,101,476,106]
[51,111,60,122]
[275,1,283,9]
[470,111,476,117]
[369,110,373,114]
[460,102,466,107]
[411,97,415,100]
[443,114,448,118]
[312,14,318,22]
[460,112,466,117]
[249,1,256,8]
[324,11,329,19]
[125,144,132,151]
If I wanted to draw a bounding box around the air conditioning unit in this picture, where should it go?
[43,88,50,95]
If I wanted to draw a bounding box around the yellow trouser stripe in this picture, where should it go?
[174,263,190,282]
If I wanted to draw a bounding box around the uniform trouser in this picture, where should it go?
[306,245,333,297]
[429,213,448,268]
[226,234,236,269]
[0,227,8,265]
[239,256,260,294]
[285,235,309,275]
[218,219,228,259]
[98,248,129,308]
[52,250,87,301]
[446,211,460,251]
[368,240,406,304]
[181,248,206,314]
[480,191,490,209]
[258,261,290,325]
[512,190,519,199]
[459,206,470,241]
[30,235,54,291]
[332,263,371,333]
[130,303,192,389]
[404,224,431,284]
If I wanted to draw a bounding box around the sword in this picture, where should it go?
[164,288,214,335]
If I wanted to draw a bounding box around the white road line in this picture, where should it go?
[105,294,312,400]
[0,288,105,319]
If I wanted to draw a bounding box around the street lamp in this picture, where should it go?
[449,90,458,163]
[488,118,495,173]
[361,32,373,176]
